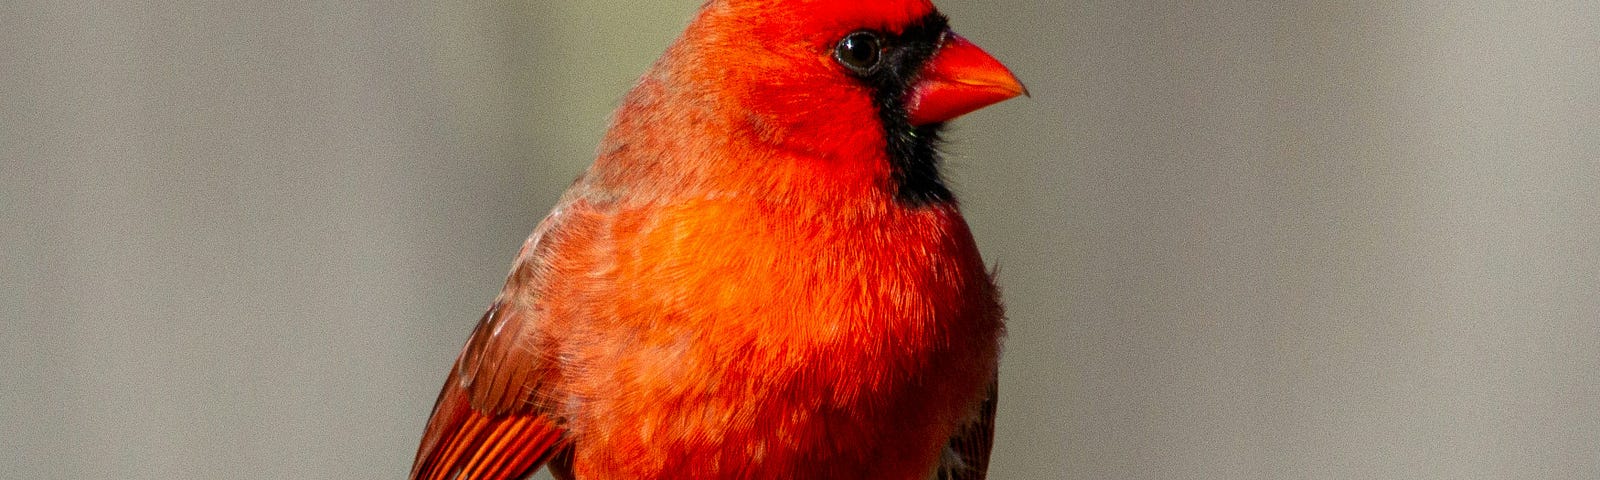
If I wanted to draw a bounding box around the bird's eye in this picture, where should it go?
[834,31,883,75]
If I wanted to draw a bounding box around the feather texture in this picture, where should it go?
[409,0,1016,478]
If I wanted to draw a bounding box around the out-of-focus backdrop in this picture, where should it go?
[4,1,1598,479]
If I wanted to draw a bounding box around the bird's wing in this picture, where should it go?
[937,378,999,480]
[409,301,566,480]
[411,211,578,480]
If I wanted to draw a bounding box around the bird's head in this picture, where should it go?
[603,0,1025,204]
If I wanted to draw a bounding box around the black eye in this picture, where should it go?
[834,31,883,75]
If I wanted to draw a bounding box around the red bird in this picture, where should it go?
[410,1,1024,478]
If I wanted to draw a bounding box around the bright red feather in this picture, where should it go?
[410,0,1019,478]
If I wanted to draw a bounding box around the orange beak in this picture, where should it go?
[905,32,1027,126]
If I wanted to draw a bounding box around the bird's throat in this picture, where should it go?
[863,12,955,206]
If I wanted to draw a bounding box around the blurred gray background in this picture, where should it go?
[4,1,1597,479]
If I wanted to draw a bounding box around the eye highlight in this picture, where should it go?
[833,31,884,75]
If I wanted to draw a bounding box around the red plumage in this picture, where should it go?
[411,0,1023,478]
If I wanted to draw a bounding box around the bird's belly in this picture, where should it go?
[556,201,1001,479]
[566,319,986,480]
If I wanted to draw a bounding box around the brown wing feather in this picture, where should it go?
[412,186,611,480]
[412,207,582,480]
[937,378,998,480]
[410,303,566,480]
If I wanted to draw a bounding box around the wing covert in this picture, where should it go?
[410,302,566,480]
[411,209,583,480]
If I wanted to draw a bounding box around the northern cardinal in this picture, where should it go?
[410,1,1024,479]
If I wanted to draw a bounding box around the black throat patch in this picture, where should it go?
[858,13,954,206]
